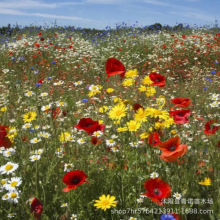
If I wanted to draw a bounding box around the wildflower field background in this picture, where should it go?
[0,24,220,220]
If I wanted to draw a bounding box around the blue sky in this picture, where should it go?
[0,0,219,29]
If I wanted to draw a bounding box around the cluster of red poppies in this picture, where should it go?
[0,125,12,148]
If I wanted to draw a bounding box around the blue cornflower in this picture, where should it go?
[29,128,35,133]
[35,83,42,87]
[211,70,216,74]
[82,99,88,103]
[215,61,218,64]
[204,88,207,91]
[160,214,175,220]
[11,57,15,61]
[52,60,56,64]
[30,66,34,70]
[47,77,52,80]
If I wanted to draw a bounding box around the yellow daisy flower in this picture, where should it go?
[198,178,211,186]
[145,87,156,97]
[134,108,148,123]
[94,194,117,211]
[142,76,153,85]
[122,78,135,87]
[125,69,138,79]
[23,111,37,123]
[127,120,141,132]
[106,88,114,93]
[109,103,127,121]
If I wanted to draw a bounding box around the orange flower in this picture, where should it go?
[159,136,188,162]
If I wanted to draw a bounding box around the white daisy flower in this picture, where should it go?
[37,131,44,138]
[173,192,182,200]
[24,91,35,97]
[2,193,9,201]
[42,125,51,130]
[30,138,41,144]
[22,123,32,130]
[3,148,15,157]
[61,203,68,207]
[2,69,9,74]
[70,214,77,220]
[56,101,67,107]
[88,85,98,91]
[0,162,19,175]
[74,81,82,86]
[92,131,103,137]
[129,142,140,148]
[150,172,159,178]
[40,92,48,97]
[4,177,22,191]
[7,213,16,218]
[136,198,144,203]
[77,138,85,144]
[29,155,41,162]
[34,149,43,155]
[7,190,20,203]
[53,81,64,86]
[111,146,119,152]
[55,148,64,157]
[1,178,7,185]
[64,163,74,172]
[41,104,51,111]
[106,139,116,147]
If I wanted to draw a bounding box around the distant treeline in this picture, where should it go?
[0,22,219,37]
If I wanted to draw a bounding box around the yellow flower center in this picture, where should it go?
[10,193,17,198]
[115,110,122,116]
[5,164,13,171]
[102,200,110,206]
[10,181,18,187]
[1,180,6,185]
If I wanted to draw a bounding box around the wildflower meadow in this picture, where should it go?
[0,24,220,220]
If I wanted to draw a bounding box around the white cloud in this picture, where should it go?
[0,8,91,22]
[0,0,84,9]
[85,0,129,4]
[0,0,91,22]
[141,0,172,6]
[170,11,216,22]
[0,0,57,9]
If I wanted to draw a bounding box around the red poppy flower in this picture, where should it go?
[149,72,166,87]
[0,125,12,148]
[142,178,171,205]
[171,98,191,108]
[75,118,105,136]
[159,136,188,162]
[133,103,144,112]
[63,170,89,192]
[30,197,43,220]
[105,58,126,78]
[169,109,191,124]
[148,132,161,147]
[203,120,219,135]
[171,213,181,220]
[91,136,102,145]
